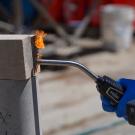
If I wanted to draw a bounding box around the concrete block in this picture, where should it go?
[0,35,33,80]
[0,77,42,135]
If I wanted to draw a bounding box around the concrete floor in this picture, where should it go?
[38,45,135,135]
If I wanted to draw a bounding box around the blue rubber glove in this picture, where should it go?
[101,78,135,119]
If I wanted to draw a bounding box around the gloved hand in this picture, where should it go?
[101,78,135,119]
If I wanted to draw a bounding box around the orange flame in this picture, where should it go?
[35,30,47,49]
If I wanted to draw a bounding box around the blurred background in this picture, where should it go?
[1,0,135,135]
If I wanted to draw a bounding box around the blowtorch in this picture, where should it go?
[34,30,124,106]
[37,59,124,106]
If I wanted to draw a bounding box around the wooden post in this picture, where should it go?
[0,35,42,135]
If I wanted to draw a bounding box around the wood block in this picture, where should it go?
[0,35,34,80]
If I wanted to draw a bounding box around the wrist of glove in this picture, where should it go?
[101,78,135,119]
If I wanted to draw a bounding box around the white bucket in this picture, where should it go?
[101,5,134,51]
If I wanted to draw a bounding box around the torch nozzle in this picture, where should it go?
[37,59,98,82]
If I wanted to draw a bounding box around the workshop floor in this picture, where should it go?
[38,44,135,135]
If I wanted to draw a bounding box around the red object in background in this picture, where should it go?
[63,0,86,25]
[40,0,135,28]
[113,0,135,6]
[63,0,115,27]
[84,0,108,27]
[40,0,64,22]
[87,0,100,27]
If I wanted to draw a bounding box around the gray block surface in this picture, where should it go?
[0,35,33,80]
[0,77,42,135]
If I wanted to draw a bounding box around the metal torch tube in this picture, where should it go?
[37,59,98,82]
